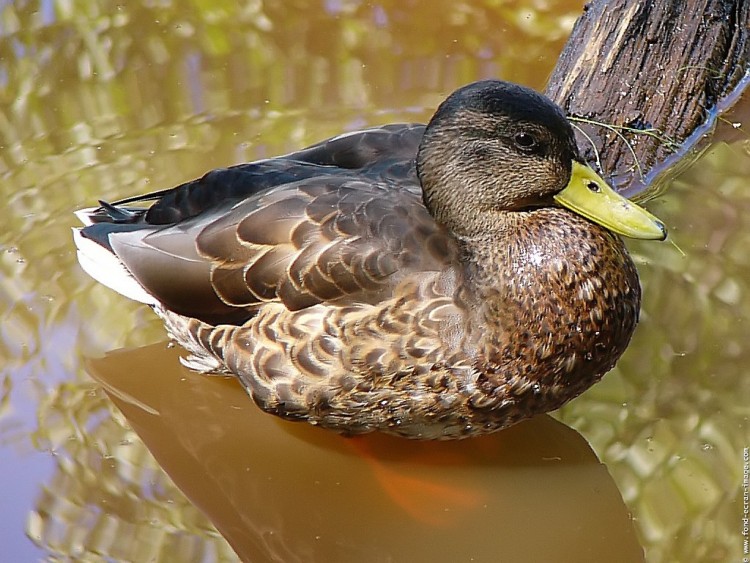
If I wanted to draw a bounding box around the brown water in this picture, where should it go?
[0,1,747,561]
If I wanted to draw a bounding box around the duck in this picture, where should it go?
[73,80,666,439]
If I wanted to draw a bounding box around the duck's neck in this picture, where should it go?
[456,208,641,408]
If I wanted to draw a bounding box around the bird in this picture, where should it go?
[73,79,666,439]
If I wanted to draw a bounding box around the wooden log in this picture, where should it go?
[545,0,750,198]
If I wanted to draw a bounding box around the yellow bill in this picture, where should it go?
[553,161,667,240]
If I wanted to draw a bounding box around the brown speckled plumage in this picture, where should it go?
[75,80,655,439]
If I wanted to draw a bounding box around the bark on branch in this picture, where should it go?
[545,0,750,198]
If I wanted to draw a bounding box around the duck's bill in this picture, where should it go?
[553,161,667,241]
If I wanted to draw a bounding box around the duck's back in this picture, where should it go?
[121,123,425,225]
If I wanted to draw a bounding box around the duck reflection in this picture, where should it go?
[85,342,643,562]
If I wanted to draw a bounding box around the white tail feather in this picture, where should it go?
[72,228,157,305]
[74,207,101,226]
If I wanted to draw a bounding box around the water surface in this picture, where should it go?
[0,1,747,561]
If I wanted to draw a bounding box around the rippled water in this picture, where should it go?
[0,1,748,561]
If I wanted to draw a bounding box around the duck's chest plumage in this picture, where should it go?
[453,209,641,430]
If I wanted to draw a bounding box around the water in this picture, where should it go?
[0,1,747,561]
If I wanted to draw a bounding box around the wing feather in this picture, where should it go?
[82,123,456,325]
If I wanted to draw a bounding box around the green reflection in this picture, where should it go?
[26,380,235,560]
[556,141,750,562]
[0,0,746,561]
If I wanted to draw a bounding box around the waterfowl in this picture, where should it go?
[74,80,666,439]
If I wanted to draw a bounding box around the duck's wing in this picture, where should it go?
[77,152,455,326]
[105,123,426,226]
[288,123,424,170]
[192,176,454,313]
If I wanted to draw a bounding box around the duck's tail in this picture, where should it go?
[72,223,158,306]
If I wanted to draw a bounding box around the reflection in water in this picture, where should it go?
[0,0,748,560]
[26,380,234,561]
[559,138,750,562]
[83,343,643,562]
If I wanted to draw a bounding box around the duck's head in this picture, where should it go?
[416,80,666,241]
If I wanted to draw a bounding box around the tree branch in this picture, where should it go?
[546,0,750,197]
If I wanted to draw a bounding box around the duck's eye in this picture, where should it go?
[513,132,539,151]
